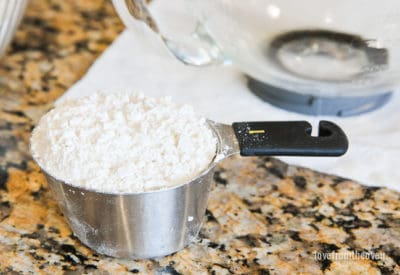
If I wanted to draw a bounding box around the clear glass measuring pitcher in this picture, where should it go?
[113,0,400,98]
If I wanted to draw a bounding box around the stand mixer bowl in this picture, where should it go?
[113,0,400,98]
[0,0,27,58]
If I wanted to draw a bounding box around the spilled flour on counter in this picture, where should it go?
[30,92,216,193]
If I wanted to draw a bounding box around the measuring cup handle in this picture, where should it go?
[232,121,348,156]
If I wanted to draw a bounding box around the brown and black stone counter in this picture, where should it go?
[1,0,400,274]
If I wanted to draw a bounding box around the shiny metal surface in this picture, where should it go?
[44,167,214,259]
[33,120,348,258]
[37,122,233,259]
[208,120,240,159]
[0,0,27,58]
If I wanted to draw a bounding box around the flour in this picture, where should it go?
[30,92,217,193]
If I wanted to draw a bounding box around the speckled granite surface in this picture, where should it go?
[1,0,400,274]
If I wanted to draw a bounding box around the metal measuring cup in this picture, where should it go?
[35,120,348,259]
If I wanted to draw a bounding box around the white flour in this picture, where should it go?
[30,92,216,193]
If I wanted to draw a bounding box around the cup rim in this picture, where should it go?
[30,126,220,196]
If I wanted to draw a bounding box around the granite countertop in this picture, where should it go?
[1,0,400,274]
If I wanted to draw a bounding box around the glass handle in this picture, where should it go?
[124,0,226,66]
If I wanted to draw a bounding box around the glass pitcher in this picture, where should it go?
[112,0,400,98]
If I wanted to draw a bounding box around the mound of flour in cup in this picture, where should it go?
[30,92,216,193]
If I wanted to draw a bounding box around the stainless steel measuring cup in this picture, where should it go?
[37,120,348,259]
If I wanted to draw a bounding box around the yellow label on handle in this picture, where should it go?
[249,129,265,134]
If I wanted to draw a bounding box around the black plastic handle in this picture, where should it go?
[232,120,348,156]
